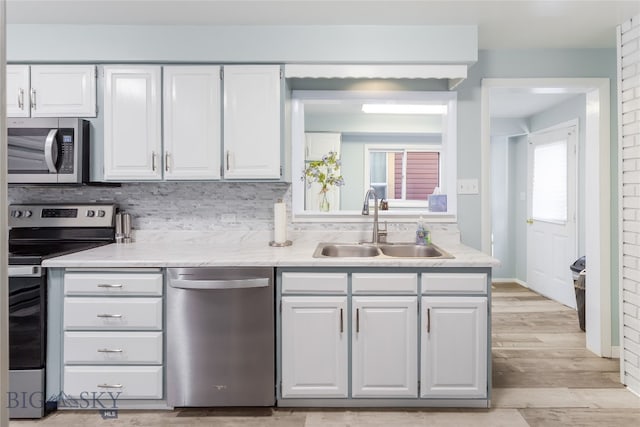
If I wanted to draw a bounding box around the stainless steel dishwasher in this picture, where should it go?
[167,267,274,407]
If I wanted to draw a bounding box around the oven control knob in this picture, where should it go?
[86,210,96,218]
[11,210,22,218]
[97,210,106,218]
[24,210,33,218]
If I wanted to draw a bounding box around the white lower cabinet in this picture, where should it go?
[278,269,490,406]
[64,366,163,399]
[420,297,488,398]
[352,297,418,397]
[281,296,348,398]
[61,270,164,403]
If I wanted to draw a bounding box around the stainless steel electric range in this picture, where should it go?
[7,203,117,418]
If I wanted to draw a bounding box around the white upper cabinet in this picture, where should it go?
[163,66,221,180]
[103,66,162,181]
[6,65,97,118]
[223,65,282,179]
[6,65,30,117]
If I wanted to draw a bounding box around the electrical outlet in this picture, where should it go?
[220,214,236,223]
[457,179,479,195]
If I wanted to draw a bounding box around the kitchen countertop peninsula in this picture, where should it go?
[42,229,499,269]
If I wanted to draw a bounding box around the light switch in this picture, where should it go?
[457,179,479,195]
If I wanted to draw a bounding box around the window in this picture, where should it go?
[365,145,442,208]
[290,90,457,221]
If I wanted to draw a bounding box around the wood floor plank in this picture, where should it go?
[519,408,640,427]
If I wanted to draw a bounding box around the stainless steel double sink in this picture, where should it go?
[312,242,454,259]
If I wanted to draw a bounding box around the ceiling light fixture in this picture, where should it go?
[361,104,447,114]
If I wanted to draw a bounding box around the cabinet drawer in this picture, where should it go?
[282,272,348,294]
[64,273,163,296]
[64,332,163,365]
[352,273,417,294]
[63,366,163,399]
[421,273,487,294]
[64,297,163,330]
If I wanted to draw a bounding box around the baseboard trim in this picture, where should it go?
[492,278,528,287]
[611,346,621,358]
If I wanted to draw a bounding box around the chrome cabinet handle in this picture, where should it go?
[18,88,24,110]
[97,384,123,389]
[97,284,123,288]
[165,152,170,172]
[427,308,431,333]
[226,150,230,171]
[96,314,122,318]
[356,308,360,333]
[30,88,36,110]
[339,308,343,333]
[97,348,123,353]
[152,151,157,171]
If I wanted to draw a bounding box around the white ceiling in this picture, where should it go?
[489,88,583,118]
[6,0,640,49]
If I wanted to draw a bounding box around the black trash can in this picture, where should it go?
[570,256,586,332]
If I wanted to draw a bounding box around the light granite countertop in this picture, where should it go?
[42,229,499,269]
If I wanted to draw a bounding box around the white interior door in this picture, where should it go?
[526,123,578,308]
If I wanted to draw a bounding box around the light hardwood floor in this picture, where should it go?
[11,282,640,426]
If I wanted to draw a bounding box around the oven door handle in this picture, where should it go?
[44,129,59,173]
[8,265,43,277]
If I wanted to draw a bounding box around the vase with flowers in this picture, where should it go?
[302,151,345,212]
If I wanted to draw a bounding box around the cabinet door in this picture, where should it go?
[352,296,418,397]
[163,66,221,180]
[421,297,487,398]
[223,65,281,179]
[6,65,30,117]
[103,66,162,180]
[281,296,348,398]
[30,65,97,117]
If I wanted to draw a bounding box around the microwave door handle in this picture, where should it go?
[44,129,59,173]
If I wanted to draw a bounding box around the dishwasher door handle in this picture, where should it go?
[170,277,270,290]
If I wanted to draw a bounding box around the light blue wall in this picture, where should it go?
[512,134,529,281]
[456,49,617,251]
[7,25,477,63]
[491,136,514,278]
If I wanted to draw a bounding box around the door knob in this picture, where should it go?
[526,218,534,224]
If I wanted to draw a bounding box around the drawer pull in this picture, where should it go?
[97,383,123,389]
[96,314,122,319]
[97,348,123,353]
[97,284,123,288]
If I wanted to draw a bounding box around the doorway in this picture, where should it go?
[481,78,613,359]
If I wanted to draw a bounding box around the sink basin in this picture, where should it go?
[313,242,454,259]
[378,244,446,258]
[315,243,379,258]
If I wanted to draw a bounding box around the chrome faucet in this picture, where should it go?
[362,188,387,244]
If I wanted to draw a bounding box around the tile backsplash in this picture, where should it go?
[8,182,457,235]
[8,182,291,231]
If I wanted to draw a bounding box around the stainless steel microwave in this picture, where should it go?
[7,117,90,184]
